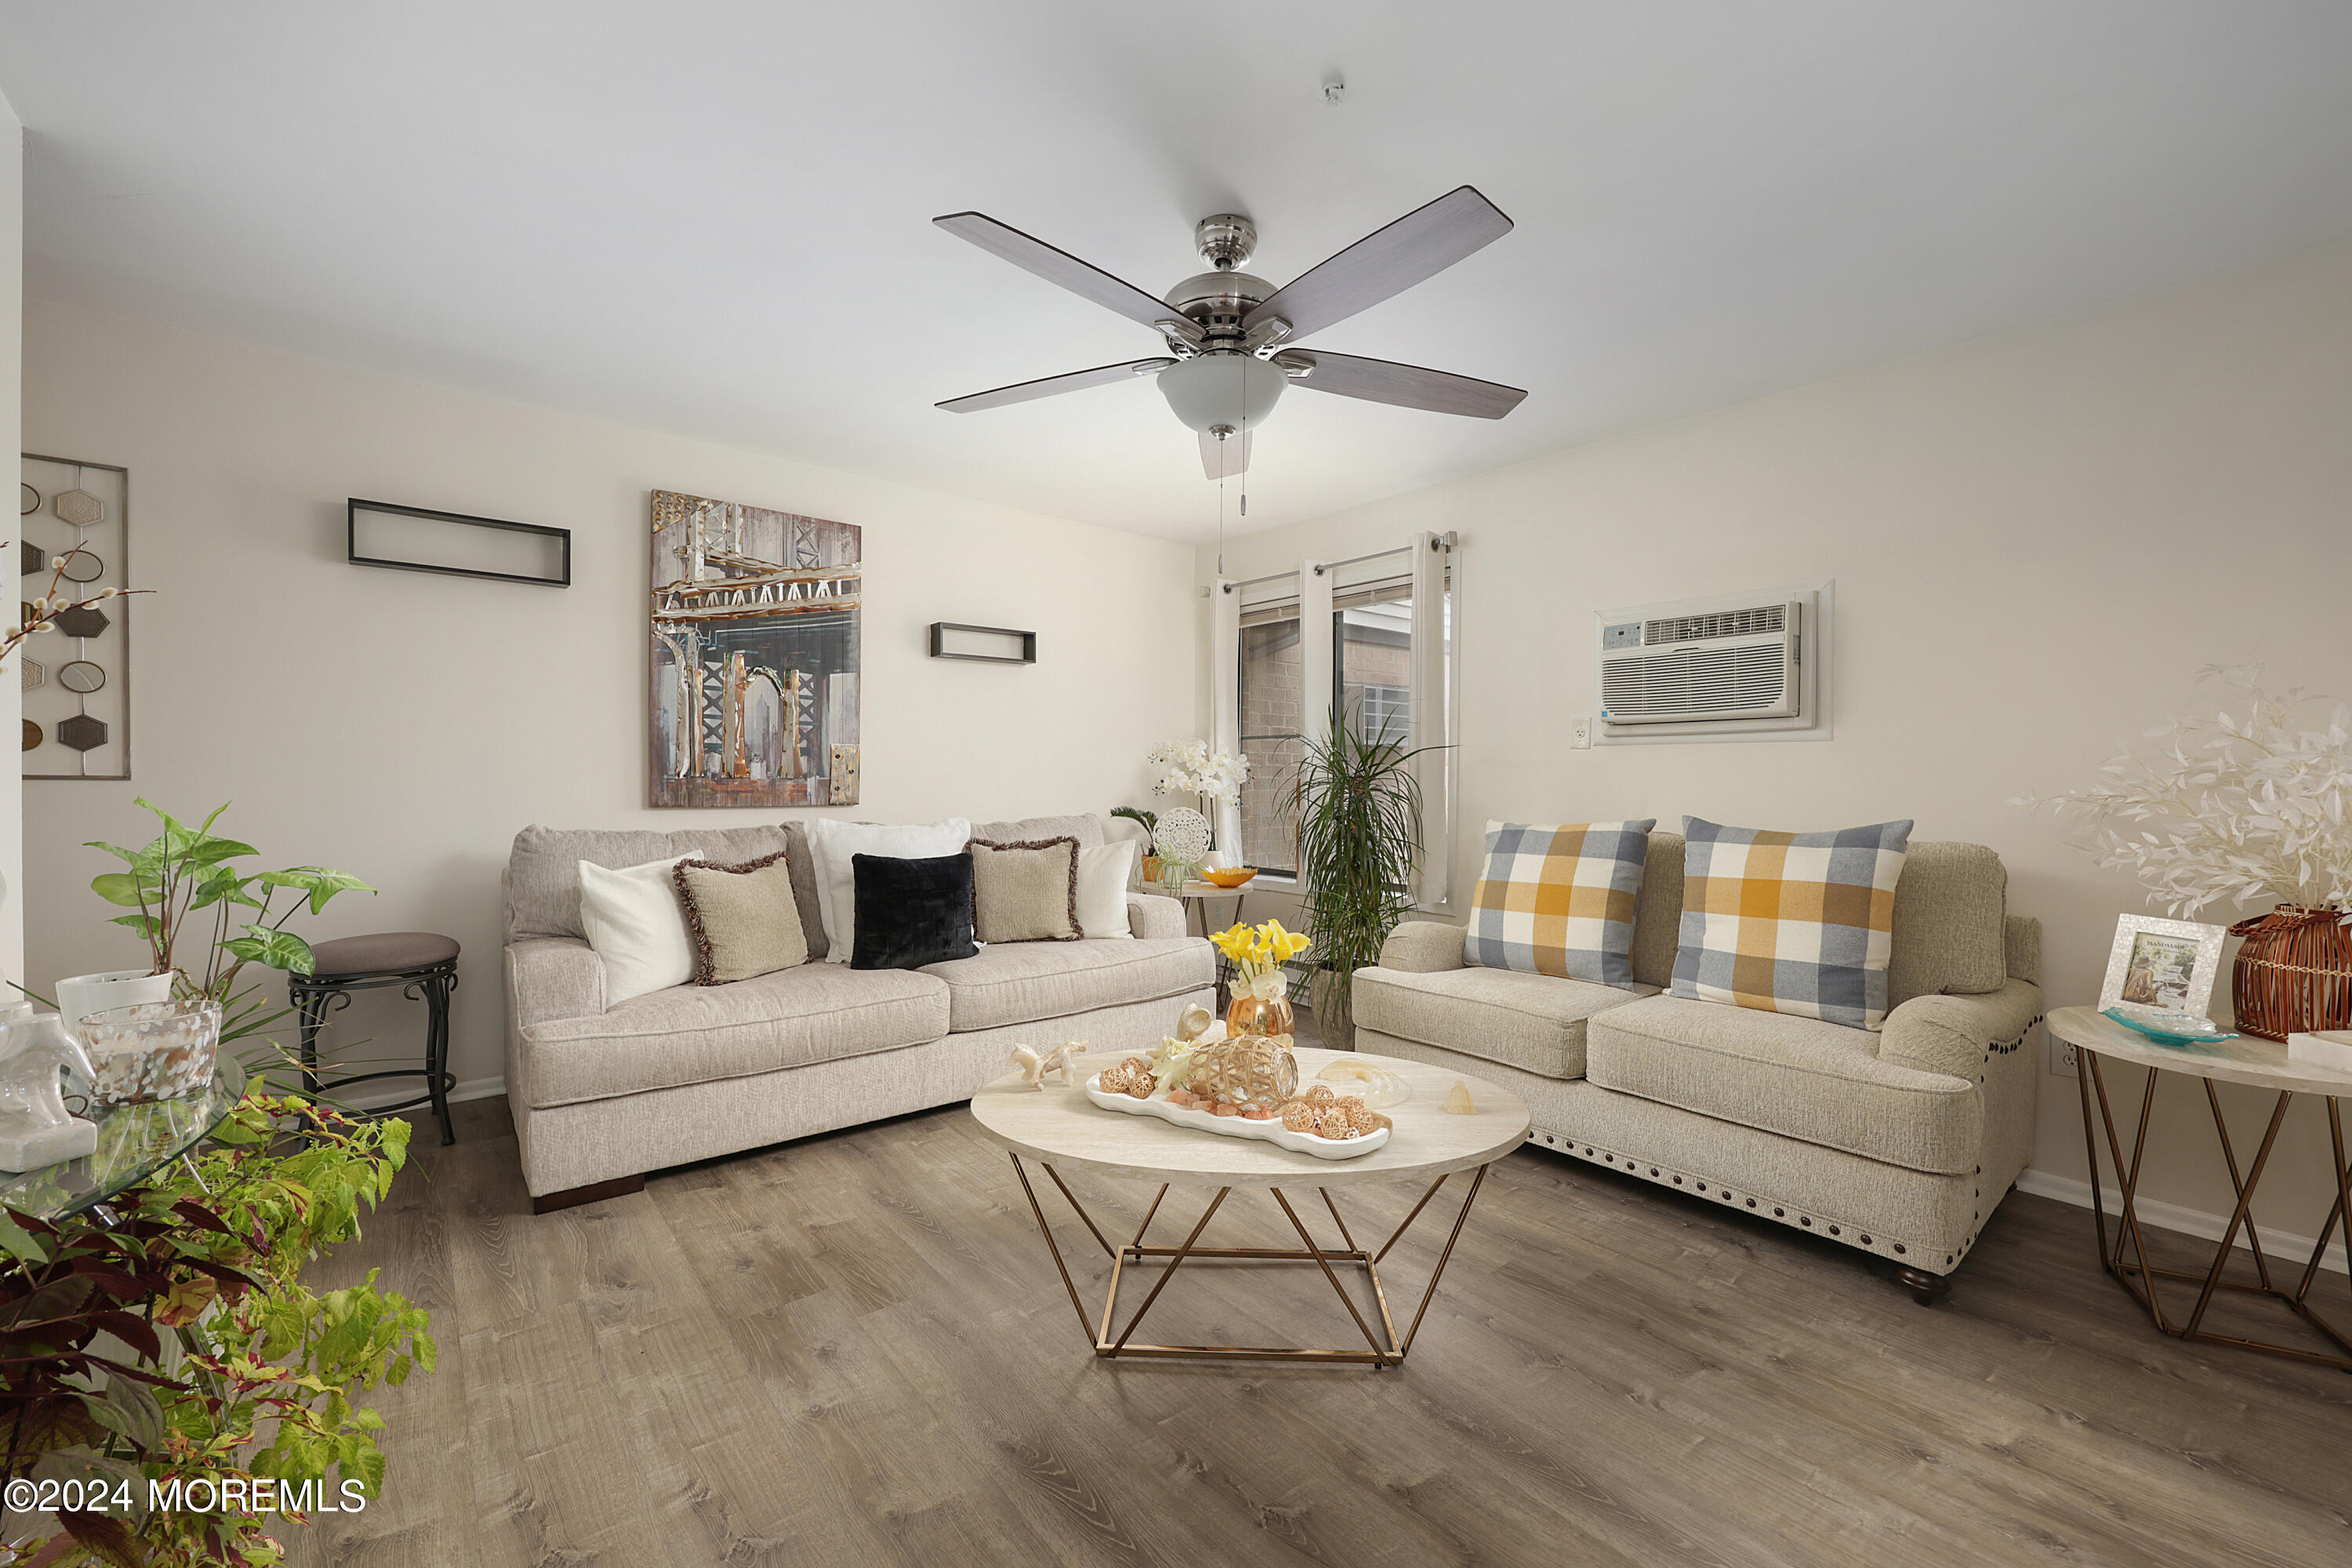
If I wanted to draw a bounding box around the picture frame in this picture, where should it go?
[2100,913,2229,1021]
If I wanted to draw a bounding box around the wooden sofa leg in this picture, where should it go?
[1896,1265,1950,1307]
[532,1174,645,1214]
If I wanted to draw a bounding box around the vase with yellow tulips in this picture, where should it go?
[1210,918,1310,1045]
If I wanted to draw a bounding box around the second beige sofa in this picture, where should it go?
[1351,833,2043,1302]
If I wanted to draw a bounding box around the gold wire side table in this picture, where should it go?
[2047,1006,2352,1371]
[970,1047,1529,1368]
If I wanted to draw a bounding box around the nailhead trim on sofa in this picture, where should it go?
[1525,1016,2041,1278]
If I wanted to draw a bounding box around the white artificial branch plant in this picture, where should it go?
[2021,664,2352,920]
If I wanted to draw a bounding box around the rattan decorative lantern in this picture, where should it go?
[2227,906,2352,1042]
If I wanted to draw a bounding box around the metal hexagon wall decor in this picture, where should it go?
[52,489,103,528]
[56,714,108,753]
[50,605,108,640]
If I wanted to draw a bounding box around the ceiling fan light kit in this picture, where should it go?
[934,185,1527,478]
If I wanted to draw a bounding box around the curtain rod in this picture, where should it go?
[1218,532,1454,592]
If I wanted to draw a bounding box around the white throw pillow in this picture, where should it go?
[803,818,972,963]
[1074,841,1134,940]
[578,852,699,1004]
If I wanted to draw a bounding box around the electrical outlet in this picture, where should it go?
[2049,1033,2077,1077]
[1570,717,1592,750]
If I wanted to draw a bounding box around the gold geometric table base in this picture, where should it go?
[2078,1050,2352,1372]
[1007,1152,1490,1368]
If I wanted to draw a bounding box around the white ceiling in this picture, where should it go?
[7,2,2352,540]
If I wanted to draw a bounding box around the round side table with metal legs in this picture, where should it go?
[286,932,460,1146]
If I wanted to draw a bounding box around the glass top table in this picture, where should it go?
[0,1056,248,1222]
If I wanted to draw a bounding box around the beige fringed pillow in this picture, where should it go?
[968,837,1082,943]
[672,851,810,985]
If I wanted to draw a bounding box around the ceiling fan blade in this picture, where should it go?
[937,358,1174,413]
[1282,350,1526,419]
[1198,427,1253,480]
[935,212,1181,331]
[1244,186,1512,340]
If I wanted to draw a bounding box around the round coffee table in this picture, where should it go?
[969,1047,1529,1369]
[2048,1004,2352,1370]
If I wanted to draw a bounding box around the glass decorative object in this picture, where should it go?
[76,1000,222,1106]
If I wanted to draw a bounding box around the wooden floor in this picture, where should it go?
[284,1089,2352,1568]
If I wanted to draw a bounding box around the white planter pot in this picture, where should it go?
[55,969,175,1036]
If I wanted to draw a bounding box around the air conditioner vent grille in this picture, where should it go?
[1646,604,1785,645]
[1602,644,1788,717]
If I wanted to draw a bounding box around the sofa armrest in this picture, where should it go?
[507,938,607,1032]
[2005,915,2042,987]
[1878,979,2043,1082]
[1127,893,1187,941]
[1378,918,1465,974]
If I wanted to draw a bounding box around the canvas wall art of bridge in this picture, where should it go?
[650,488,861,808]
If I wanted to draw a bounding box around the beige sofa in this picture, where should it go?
[1351,835,2042,1301]
[502,813,1212,1210]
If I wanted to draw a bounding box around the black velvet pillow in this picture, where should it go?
[851,851,979,970]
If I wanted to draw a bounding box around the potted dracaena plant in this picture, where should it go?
[1287,701,1438,1047]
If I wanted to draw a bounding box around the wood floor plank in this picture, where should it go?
[277,1095,2352,1568]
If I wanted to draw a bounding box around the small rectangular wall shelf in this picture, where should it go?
[929,622,1036,664]
[348,499,571,586]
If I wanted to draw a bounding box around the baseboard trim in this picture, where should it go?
[336,1075,505,1113]
[2016,1166,2348,1279]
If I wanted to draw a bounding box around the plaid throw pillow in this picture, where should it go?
[1671,815,1914,1032]
[1464,820,1657,989]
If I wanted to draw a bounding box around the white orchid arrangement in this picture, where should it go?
[2021,664,2352,920]
[1149,738,1249,804]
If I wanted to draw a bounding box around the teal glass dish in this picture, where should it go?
[2101,1007,2239,1047]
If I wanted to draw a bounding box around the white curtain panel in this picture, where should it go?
[1410,532,1454,910]
[1210,575,1243,855]
[1299,558,1334,752]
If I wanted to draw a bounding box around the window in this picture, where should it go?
[1215,537,1455,906]
[1334,583,1414,745]
[1237,597,1304,877]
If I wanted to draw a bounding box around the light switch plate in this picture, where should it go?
[1570,717,1592,750]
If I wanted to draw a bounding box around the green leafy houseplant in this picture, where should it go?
[0,1093,431,1567]
[1288,703,1436,1044]
[88,801,372,1057]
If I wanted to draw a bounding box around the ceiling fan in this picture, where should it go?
[932,186,1527,479]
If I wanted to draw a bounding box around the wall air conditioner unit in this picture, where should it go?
[1595,583,1829,742]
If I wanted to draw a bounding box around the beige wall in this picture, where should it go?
[0,97,20,985]
[1207,238,2352,1244]
[21,299,1198,1094]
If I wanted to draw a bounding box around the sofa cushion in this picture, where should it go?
[968,836,1083,943]
[519,962,949,1108]
[1584,995,1983,1174]
[1628,831,1686,990]
[1352,964,1656,1080]
[851,851,979,970]
[675,851,809,985]
[506,824,827,956]
[1886,842,2009,1006]
[1672,815,1914,1032]
[1465,819,1657,989]
[969,813,1105,851]
[921,938,1210,1033]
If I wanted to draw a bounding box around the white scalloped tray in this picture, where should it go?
[1082,1075,1390,1160]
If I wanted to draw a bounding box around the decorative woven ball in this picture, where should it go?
[1181,1034,1297,1113]
[1152,807,1212,866]
[1302,1083,1335,1106]
[1280,1100,1321,1134]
